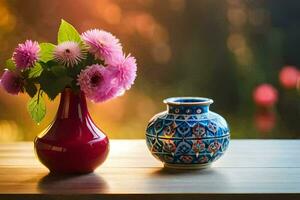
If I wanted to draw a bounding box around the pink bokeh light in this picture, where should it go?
[253,84,278,108]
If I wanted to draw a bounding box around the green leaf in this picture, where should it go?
[51,65,67,77]
[40,60,56,70]
[5,59,16,70]
[85,53,103,66]
[39,43,55,62]
[39,70,72,100]
[24,81,37,98]
[57,19,81,44]
[70,79,80,92]
[27,91,46,123]
[28,63,43,78]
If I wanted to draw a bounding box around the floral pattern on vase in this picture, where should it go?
[146,97,230,169]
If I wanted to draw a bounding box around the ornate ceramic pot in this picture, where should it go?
[34,88,109,174]
[146,97,230,169]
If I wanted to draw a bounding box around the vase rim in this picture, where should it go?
[163,97,214,106]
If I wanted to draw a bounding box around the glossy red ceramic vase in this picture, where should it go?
[34,88,109,174]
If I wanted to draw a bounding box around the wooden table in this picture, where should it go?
[0,140,299,200]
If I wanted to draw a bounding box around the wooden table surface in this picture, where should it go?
[0,139,299,200]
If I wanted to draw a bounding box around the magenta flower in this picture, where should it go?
[109,54,137,90]
[77,64,120,102]
[0,70,23,95]
[54,41,85,67]
[12,40,40,70]
[81,29,122,64]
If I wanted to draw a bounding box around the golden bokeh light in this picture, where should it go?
[0,2,16,32]
[227,33,246,53]
[152,43,172,64]
[227,8,247,28]
[103,3,122,25]
[0,120,22,142]
[135,13,156,39]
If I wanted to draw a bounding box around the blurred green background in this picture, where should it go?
[0,0,299,141]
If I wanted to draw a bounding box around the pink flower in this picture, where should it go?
[0,70,23,95]
[81,29,122,64]
[54,41,85,67]
[77,64,120,102]
[109,54,137,90]
[12,40,40,70]
[253,84,278,107]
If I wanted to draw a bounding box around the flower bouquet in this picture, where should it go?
[1,19,137,123]
[0,19,137,173]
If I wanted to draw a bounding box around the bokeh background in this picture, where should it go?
[0,0,299,141]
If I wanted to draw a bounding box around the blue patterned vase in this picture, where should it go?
[146,97,230,169]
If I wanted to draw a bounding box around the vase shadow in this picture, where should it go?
[149,166,230,192]
[151,166,218,176]
[37,172,109,194]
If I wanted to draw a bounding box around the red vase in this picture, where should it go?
[34,88,109,174]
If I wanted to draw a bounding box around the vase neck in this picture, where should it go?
[167,104,210,114]
[56,88,88,120]
[164,97,213,115]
